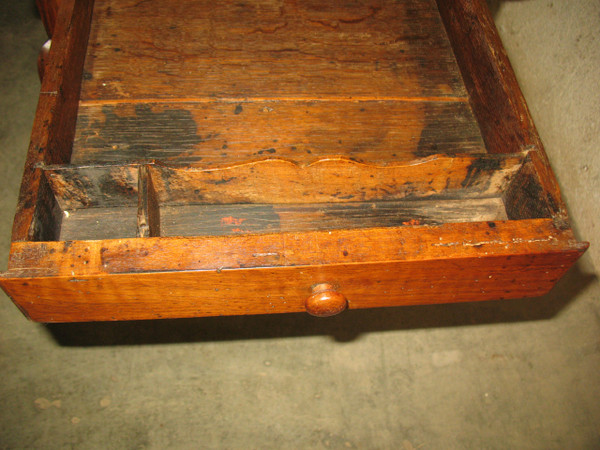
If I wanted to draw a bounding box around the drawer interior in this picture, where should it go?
[31,151,550,241]
[21,0,559,242]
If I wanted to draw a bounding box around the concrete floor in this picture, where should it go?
[0,0,598,448]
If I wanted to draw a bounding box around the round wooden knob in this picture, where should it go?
[305,283,347,317]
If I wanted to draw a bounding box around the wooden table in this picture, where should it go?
[0,0,587,321]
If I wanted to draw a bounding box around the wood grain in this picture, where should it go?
[5,219,584,278]
[42,153,526,209]
[136,166,160,237]
[435,0,571,227]
[72,100,484,165]
[80,0,466,102]
[11,0,94,241]
[58,198,506,241]
[435,0,541,154]
[0,251,583,322]
[36,0,60,37]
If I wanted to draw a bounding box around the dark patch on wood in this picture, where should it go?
[503,159,551,220]
[234,104,243,115]
[137,166,161,238]
[461,157,502,188]
[160,204,282,237]
[416,102,485,158]
[257,148,276,155]
[29,171,63,241]
[156,198,507,239]
[77,104,203,161]
[44,165,138,209]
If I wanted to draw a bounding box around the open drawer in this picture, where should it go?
[0,0,588,321]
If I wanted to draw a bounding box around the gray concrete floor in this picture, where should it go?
[1,1,598,448]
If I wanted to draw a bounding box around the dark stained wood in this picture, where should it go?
[57,197,505,241]
[29,172,63,241]
[435,0,571,227]
[159,198,507,238]
[43,164,138,210]
[137,166,160,237]
[72,100,485,165]
[60,207,138,240]
[42,153,525,209]
[80,0,466,102]
[11,0,95,241]
[504,154,550,220]
[435,0,542,155]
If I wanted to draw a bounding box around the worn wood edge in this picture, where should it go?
[435,0,541,153]
[0,249,585,323]
[435,0,571,225]
[11,0,95,241]
[39,152,511,172]
[40,152,527,208]
[2,219,587,279]
[136,166,160,237]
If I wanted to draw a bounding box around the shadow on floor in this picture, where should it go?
[43,261,596,347]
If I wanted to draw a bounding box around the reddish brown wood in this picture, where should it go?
[435,0,570,225]
[435,0,542,155]
[36,0,60,37]
[0,0,588,323]
[0,247,585,323]
[72,100,484,165]
[11,0,94,241]
[306,283,348,317]
[80,0,466,102]
[2,219,585,278]
[37,40,52,81]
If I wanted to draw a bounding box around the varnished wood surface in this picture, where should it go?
[11,0,94,241]
[1,219,587,321]
[5,220,584,278]
[0,0,588,322]
[0,238,585,322]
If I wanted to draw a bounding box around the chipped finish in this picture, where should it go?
[149,154,525,205]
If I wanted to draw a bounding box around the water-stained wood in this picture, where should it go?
[42,154,526,210]
[160,198,507,237]
[72,100,485,165]
[59,197,507,241]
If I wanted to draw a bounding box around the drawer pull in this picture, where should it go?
[305,283,347,317]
